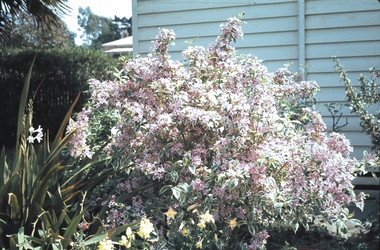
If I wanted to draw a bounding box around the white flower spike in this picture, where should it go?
[28,126,43,144]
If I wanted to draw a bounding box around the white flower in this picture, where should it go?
[111,127,119,136]
[28,125,43,144]
[200,210,215,224]
[137,217,154,240]
[35,132,43,143]
[98,238,114,250]
[27,136,35,143]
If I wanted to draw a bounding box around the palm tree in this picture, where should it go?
[0,0,70,42]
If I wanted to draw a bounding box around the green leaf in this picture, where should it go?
[134,121,141,132]
[248,223,255,235]
[17,227,24,250]
[237,220,247,227]
[51,243,60,250]
[300,216,309,230]
[61,153,111,188]
[338,221,348,234]
[9,236,17,250]
[188,164,196,175]
[187,184,193,194]
[32,162,65,208]
[315,199,322,209]
[176,183,189,192]
[292,221,299,233]
[229,179,239,190]
[241,243,249,250]
[274,202,284,210]
[159,185,172,195]
[51,93,81,150]
[0,147,8,187]
[157,211,165,222]
[57,208,68,232]
[178,194,186,205]
[115,182,156,203]
[34,204,51,230]
[211,163,219,171]
[88,200,110,236]
[170,171,178,182]
[215,238,224,249]
[62,211,84,240]
[348,218,362,227]
[108,221,139,238]
[44,130,77,166]
[156,240,168,250]
[16,56,36,150]
[21,236,35,249]
[82,233,107,247]
[171,187,181,200]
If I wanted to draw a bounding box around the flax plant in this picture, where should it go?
[0,59,139,249]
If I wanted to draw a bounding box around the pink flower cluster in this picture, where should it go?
[248,230,270,250]
[71,16,365,247]
[151,28,176,60]
[66,107,94,159]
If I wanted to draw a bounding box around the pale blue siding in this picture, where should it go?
[133,0,380,162]
[304,0,380,165]
[133,0,299,69]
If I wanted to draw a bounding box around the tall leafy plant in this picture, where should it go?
[0,57,83,248]
[0,58,133,249]
[332,57,380,250]
[333,57,380,174]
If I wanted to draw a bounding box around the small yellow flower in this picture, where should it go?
[120,235,131,248]
[181,227,189,237]
[214,233,218,242]
[179,221,185,230]
[164,207,177,220]
[137,217,154,240]
[197,220,206,229]
[228,218,238,229]
[98,238,114,250]
[200,210,215,224]
[120,227,134,248]
[195,238,203,249]
[126,227,134,240]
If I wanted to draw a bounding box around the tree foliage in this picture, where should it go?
[333,57,380,181]
[333,57,380,152]
[0,0,70,43]
[1,12,74,49]
[77,6,131,50]
[113,15,132,37]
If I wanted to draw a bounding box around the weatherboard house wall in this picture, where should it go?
[132,1,380,196]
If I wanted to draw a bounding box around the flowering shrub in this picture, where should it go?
[95,219,156,250]
[69,16,365,249]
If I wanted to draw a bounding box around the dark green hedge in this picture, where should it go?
[0,47,120,148]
